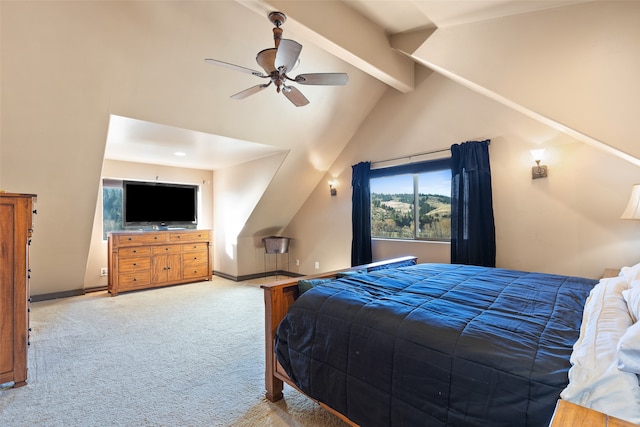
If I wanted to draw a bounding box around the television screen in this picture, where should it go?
[123,181,198,227]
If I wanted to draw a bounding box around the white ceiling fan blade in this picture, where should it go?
[275,39,302,74]
[204,58,265,77]
[230,83,270,100]
[294,73,349,86]
[282,85,309,107]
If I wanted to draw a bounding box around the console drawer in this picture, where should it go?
[183,263,210,279]
[152,245,181,255]
[169,230,210,243]
[119,247,151,257]
[118,271,151,288]
[182,242,209,253]
[116,233,165,246]
[183,251,209,266]
[118,257,151,272]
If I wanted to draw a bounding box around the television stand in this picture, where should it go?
[107,229,212,296]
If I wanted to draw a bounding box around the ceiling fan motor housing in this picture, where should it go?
[268,12,286,27]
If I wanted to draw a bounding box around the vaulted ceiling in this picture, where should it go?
[105,0,591,170]
[97,0,639,269]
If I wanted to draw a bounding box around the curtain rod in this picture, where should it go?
[371,140,491,168]
[371,147,450,168]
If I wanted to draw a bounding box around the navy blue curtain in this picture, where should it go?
[351,161,372,266]
[450,140,496,267]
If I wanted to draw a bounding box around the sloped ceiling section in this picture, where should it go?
[394,1,640,166]
[237,0,640,170]
[238,0,640,169]
[236,0,416,92]
[227,0,640,276]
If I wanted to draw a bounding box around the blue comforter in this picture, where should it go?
[275,263,596,426]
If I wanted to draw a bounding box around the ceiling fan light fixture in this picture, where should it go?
[204,11,348,107]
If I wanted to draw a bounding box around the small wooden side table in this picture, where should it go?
[549,400,637,426]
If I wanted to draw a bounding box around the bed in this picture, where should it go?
[262,257,640,426]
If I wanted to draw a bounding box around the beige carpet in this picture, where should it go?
[0,277,349,427]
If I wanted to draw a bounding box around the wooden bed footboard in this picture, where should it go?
[261,256,417,404]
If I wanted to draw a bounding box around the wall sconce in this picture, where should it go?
[621,184,640,220]
[329,180,337,196]
[530,149,548,179]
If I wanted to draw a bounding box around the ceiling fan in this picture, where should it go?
[204,11,348,107]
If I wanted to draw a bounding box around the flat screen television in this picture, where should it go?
[123,181,198,227]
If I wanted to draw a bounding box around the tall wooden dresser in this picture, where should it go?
[0,192,36,388]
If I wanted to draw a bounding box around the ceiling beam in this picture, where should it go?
[393,19,640,169]
[236,0,415,93]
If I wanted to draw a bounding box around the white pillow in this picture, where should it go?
[623,287,640,323]
[561,276,640,423]
[618,321,640,374]
[621,262,640,283]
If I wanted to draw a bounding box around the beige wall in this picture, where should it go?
[213,152,287,277]
[0,1,383,294]
[83,160,213,291]
[3,1,640,294]
[284,68,640,280]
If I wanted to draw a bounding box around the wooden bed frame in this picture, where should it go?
[261,256,418,425]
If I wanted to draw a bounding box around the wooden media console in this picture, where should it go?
[107,229,212,296]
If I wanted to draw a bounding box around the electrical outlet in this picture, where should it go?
[296,259,300,266]
[314,261,320,270]
[100,267,108,276]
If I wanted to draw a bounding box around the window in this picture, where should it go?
[102,179,199,240]
[102,179,124,240]
[370,158,451,241]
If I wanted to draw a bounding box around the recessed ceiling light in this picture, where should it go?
[174,151,186,157]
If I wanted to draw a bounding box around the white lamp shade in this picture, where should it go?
[621,184,640,219]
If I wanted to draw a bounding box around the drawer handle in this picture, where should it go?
[193,257,198,260]
[133,278,137,282]
[133,249,137,253]
[154,236,158,240]
[128,237,132,240]
[133,263,137,266]
[165,247,169,251]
